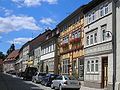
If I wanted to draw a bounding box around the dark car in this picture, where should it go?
[32,72,46,83]
[6,70,16,75]
[41,74,59,87]
[23,67,38,80]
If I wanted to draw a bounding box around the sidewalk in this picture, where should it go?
[81,86,105,90]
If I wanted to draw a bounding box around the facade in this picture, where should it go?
[0,59,3,72]
[30,30,51,70]
[83,0,113,89]
[34,46,41,69]
[116,0,120,90]
[21,42,30,71]
[57,6,84,80]
[3,50,19,72]
[38,29,59,74]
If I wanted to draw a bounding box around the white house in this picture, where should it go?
[83,0,113,89]
[116,0,120,90]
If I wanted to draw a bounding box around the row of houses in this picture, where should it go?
[3,0,120,90]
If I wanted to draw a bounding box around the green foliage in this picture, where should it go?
[7,44,15,56]
[0,51,6,60]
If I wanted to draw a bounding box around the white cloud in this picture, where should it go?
[8,37,33,45]
[0,7,13,16]
[11,0,58,7]
[0,15,41,33]
[40,17,56,25]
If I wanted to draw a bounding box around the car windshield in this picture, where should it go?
[64,76,77,80]
[38,73,46,76]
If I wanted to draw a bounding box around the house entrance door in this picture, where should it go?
[101,57,108,88]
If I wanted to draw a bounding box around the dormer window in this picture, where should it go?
[88,14,92,23]
[105,4,109,15]
[100,6,104,17]
[92,11,95,21]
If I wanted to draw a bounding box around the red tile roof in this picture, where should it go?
[4,49,19,62]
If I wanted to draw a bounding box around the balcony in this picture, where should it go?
[70,37,81,44]
[60,42,68,48]
[60,45,84,55]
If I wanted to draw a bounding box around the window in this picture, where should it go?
[94,33,97,43]
[74,32,77,38]
[88,14,91,23]
[101,25,107,41]
[90,35,93,44]
[92,12,95,21]
[95,60,99,72]
[72,31,81,39]
[63,60,69,73]
[51,44,54,51]
[78,31,81,38]
[91,61,94,72]
[87,36,89,45]
[87,61,90,72]
[105,4,109,14]
[100,7,104,17]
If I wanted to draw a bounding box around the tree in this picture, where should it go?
[7,44,15,55]
[0,51,6,60]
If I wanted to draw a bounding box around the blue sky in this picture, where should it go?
[0,0,91,54]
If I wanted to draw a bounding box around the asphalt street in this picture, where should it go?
[0,72,105,90]
[0,72,53,90]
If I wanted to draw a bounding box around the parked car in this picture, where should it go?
[41,73,59,87]
[23,67,38,80]
[6,70,16,75]
[32,72,46,83]
[51,75,81,90]
[17,72,25,77]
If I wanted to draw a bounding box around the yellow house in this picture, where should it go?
[57,6,85,80]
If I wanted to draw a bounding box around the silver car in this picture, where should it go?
[32,72,46,83]
[51,75,81,90]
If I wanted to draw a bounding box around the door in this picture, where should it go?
[101,57,108,88]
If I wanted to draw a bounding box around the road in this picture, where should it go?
[0,72,105,90]
[0,72,53,90]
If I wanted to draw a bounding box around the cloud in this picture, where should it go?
[0,7,13,16]
[8,37,33,45]
[0,15,41,33]
[11,0,58,7]
[40,17,56,25]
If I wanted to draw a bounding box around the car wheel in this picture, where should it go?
[59,85,62,90]
[45,82,48,86]
[34,79,36,83]
[51,84,54,89]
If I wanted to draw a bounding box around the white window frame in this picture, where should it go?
[100,6,104,17]
[88,14,92,23]
[105,3,109,15]
[86,59,99,73]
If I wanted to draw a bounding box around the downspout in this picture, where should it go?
[112,0,117,90]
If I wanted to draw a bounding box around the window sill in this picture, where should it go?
[86,72,99,75]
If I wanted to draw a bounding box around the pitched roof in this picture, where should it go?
[0,59,3,65]
[4,49,19,62]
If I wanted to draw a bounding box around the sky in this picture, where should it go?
[0,0,91,54]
